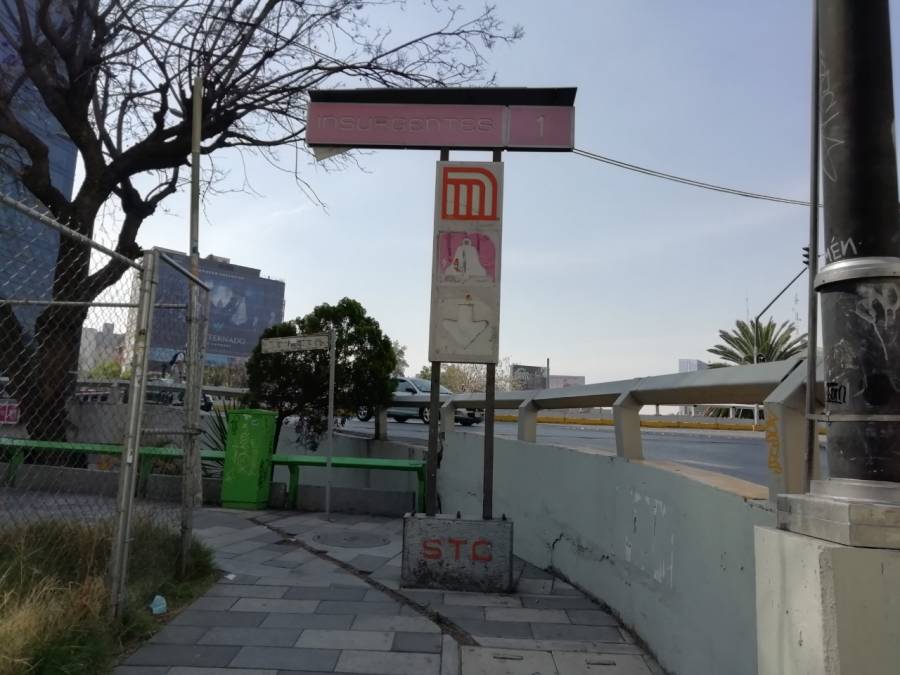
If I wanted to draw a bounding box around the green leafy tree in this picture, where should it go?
[708,318,807,366]
[391,341,409,377]
[88,360,122,380]
[246,298,396,449]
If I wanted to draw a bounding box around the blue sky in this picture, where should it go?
[108,0,899,382]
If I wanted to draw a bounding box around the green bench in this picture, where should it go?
[0,436,226,495]
[0,437,427,511]
[271,453,426,512]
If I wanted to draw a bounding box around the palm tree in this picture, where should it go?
[708,319,807,366]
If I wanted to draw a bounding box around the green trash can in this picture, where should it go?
[221,408,278,509]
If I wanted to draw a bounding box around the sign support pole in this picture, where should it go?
[425,148,450,517]
[482,147,502,521]
[326,328,336,519]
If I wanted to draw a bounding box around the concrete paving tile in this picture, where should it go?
[336,649,440,675]
[460,646,557,675]
[198,627,302,647]
[190,596,238,611]
[518,562,555,580]
[219,573,261,585]
[149,626,208,645]
[123,644,240,668]
[194,526,236,539]
[485,608,569,624]
[391,631,443,653]
[315,600,399,615]
[377,577,401,590]
[551,580,580,596]
[362,589,394,602]
[521,596,597,611]
[204,526,272,548]
[453,619,534,639]
[217,559,294,578]
[219,539,271,555]
[258,573,364,588]
[565,610,619,627]
[214,552,236,561]
[398,589,444,605]
[531,624,624,643]
[295,558,344,575]
[229,646,340,671]
[444,593,522,608]
[208,584,288,599]
[263,559,303,569]
[424,604,486,621]
[552,651,652,675]
[231,598,319,613]
[171,610,267,627]
[474,638,646,656]
[515,579,554,595]
[296,628,394,650]
[283,586,367,601]
[232,549,282,564]
[441,635,460,675]
[168,667,277,674]
[352,614,441,634]
[113,667,168,674]
[386,554,403,568]
[261,613,355,630]
[273,548,316,564]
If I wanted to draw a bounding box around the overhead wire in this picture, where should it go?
[573,147,820,208]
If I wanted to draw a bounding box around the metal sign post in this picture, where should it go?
[260,332,335,516]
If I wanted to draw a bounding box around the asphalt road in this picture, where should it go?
[343,418,829,488]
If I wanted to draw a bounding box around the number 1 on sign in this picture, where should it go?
[536,115,545,137]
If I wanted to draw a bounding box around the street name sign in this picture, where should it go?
[428,161,503,364]
[261,334,329,353]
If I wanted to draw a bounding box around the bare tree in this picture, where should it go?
[0,0,521,439]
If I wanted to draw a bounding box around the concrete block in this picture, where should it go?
[197,627,301,647]
[755,525,900,675]
[441,635,460,675]
[460,646,556,675]
[351,614,441,634]
[123,645,240,668]
[335,649,440,675]
[552,651,653,675]
[392,631,443,654]
[295,629,394,651]
[402,514,513,593]
[229,646,339,671]
[171,610,266,627]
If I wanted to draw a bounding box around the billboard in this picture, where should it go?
[511,364,548,390]
[150,251,285,364]
[549,375,585,389]
[429,162,503,364]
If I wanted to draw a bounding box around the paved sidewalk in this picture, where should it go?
[116,509,660,675]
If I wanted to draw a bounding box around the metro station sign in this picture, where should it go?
[306,88,575,151]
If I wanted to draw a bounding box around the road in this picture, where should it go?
[343,419,829,488]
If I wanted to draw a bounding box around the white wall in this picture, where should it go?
[438,430,774,675]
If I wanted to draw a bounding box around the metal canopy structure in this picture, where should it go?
[307,86,577,152]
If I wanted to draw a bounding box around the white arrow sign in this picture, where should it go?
[261,334,330,353]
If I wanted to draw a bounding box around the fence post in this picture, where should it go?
[517,398,538,442]
[109,250,157,616]
[613,390,643,459]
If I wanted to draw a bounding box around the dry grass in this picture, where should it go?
[0,520,214,675]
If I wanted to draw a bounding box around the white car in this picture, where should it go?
[358,377,483,426]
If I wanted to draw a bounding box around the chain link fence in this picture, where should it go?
[0,193,209,615]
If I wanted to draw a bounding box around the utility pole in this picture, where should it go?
[816,0,900,483]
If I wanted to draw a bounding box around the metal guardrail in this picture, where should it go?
[381,357,825,501]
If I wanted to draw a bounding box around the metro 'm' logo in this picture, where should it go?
[440,167,500,221]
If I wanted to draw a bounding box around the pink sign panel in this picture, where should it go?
[307,102,506,148]
[307,102,575,150]
[507,106,575,149]
[437,232,497,283]
[0,402,19,425]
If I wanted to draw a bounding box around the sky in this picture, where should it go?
[77,0,900,383]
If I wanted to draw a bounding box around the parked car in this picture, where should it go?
[357,377,483,426]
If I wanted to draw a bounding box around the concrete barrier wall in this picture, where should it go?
[438,430,774,675]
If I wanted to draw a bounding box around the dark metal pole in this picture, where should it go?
[804,0,821,491]
[482,148,502,521]
[425,148,450,516]
[818,0,900,482]
[483,362,496,520]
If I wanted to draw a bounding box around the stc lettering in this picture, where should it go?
[421,538,492,562]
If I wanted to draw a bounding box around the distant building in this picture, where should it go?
[141,249,286,370]
[79,323,125,375]
[0,6,78,341]
[678,359,709,415]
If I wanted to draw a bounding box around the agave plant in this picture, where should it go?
[201,401,236,478]
[708,319,807,366]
